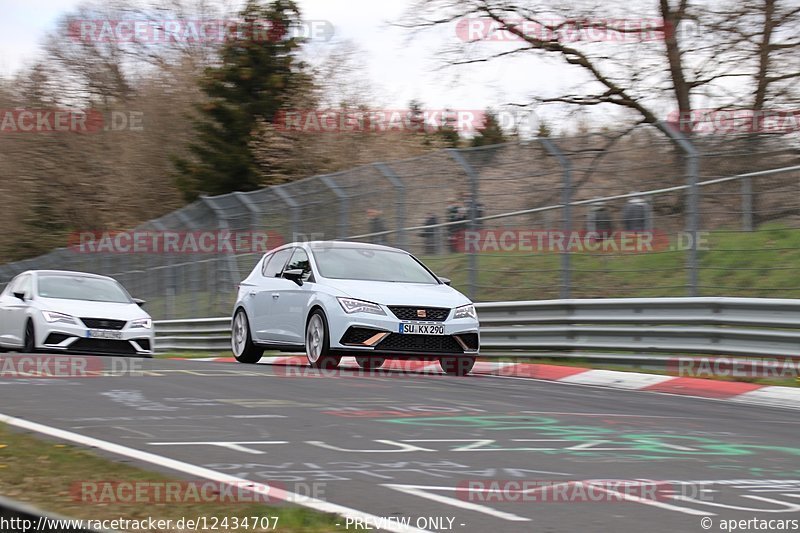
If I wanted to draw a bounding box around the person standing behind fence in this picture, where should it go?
[367,209,387,245]
[420,213,439,255]
[587,202,614,241]
[622,195,651,232]
[446,195,467,252]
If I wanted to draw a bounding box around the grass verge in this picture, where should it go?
[0,423,339,532]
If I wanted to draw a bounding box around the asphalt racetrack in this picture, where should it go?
[2,356,799,532]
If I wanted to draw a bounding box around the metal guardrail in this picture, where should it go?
[154,297,800,358]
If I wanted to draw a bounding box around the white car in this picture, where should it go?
[231,241,480,375]
[0,270,154,357]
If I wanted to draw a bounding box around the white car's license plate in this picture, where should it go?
[87,329,122,340]
[399,323,445,335]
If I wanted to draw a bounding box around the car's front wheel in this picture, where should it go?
[439,356,475,376]
[306,310,340,369]
[23,319,35,353]
[356,356,385,370]
[232,309,263,364]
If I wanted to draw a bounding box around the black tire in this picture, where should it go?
[23,320,35,354]
[439,356,475,376]
[231,309,263,364]
[356,356,386,370]
[306,310,341,369]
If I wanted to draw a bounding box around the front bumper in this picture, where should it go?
[329,310,479,357]
[38,322,154,356]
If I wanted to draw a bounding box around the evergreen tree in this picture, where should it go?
[174,0,306,200]
[471,108,506,147]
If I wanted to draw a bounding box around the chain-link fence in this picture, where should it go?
[2,123,799,319]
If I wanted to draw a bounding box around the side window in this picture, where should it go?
[285,248,313,281]
[262,249,292,278]
[260,253,274,277]
[14,275,31,298]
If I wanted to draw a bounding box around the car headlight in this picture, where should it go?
[454,304,477,320]
[129,318,152,329]
[337,298,386,316]
[42,311,78,324]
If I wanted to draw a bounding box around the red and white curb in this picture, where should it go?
[179,356,800,410]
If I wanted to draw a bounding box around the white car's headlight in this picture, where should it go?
[337,298,386,316]
[454,304,477,320]
[42,311,78,324]
[129,318,152,329]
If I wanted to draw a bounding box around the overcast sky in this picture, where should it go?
[0,0,628,132]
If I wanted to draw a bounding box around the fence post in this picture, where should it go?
[657,121,700,296]
[540,138,572,299]
[319,175,349,239]
[233,192,262,231]
[201,195,241,315]
[446,149,479,300]
[373,162,407,250]
[175,209,203,316]
[741,177,754,231]
[273,185,300,239]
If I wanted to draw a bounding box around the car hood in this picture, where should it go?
[319,279,472,308]
[34,297,151,321]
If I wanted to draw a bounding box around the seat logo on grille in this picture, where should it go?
[416,309,427,318]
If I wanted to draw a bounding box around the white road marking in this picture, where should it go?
[383,484,531,522]
[230,414,287,419]
[0,413,433,533]
[149,441,287,455]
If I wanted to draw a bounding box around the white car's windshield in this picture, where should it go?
[312,247,439,284]
[37,275,132,303]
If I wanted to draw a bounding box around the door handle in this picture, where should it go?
[272,293,280,299]
[248,291,257,296]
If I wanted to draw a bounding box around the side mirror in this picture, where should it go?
[283,269,305,286]
[133,298,146,307]
[439,277,451,286]
[13,291,26,301]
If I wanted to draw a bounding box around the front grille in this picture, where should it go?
[69,338,137,355]
[80,318,127,330]
[377,333,463,354]
[44,333,71,345]
[455,333,479,351]
[388,306,450,322]
[341,327,383,345]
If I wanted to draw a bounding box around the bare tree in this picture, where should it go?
[403,0,800,134]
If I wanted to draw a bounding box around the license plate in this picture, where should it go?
[399,323,445,335]
[87,329,122,340]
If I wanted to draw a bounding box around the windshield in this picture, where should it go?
[312,248,439,284]
[37,275,132,303]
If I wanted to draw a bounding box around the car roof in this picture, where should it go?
[20,270,116,281]
[278,241,407,254]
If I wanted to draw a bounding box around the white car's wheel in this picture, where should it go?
[23,320,35,354]
[232,309,263,364]
[356,356,385,370]
[439,356,475,376]
[306,310,340,369]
